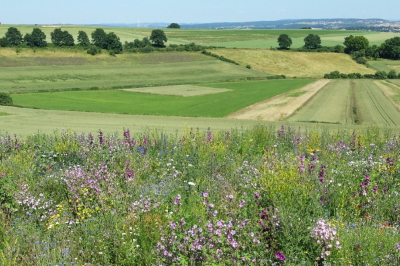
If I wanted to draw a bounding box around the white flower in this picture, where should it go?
[188,182,196,186]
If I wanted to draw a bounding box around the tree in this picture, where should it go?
[51,28,74,46]
[343,35,369,53]
[0,92,13,106]
[77,31,90,46]
[5,27,23,46]
[277,34,292,49]
[25,28,47,48]
[150,29,167,47]
[167,23,180,29]
[304,34,321,49]
[91,28,107,49]
[379,37,400,60]
[105,32,122,54]
[0,37,9,47]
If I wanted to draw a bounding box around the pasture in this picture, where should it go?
[11,80,313,117]
[210,49,375,78]
[367,59,400,72]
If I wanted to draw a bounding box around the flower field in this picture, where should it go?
[0,125,399,265]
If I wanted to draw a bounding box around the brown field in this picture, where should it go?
[211,49,376,78]
[227,80,330,120]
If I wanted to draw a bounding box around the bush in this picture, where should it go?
[0,93,13,106]
[87,46,101,55]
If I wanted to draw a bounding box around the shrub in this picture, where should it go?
[87,46,101,55]
[0,93,13,106]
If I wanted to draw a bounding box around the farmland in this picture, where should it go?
[210,49,376,78]
[1,24,400,266]
[287,80,400,126]
[11,80,313,117]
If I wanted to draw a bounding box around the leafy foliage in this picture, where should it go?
[277,34,292,49]
[24,28,47,48]
[150,29,168,48]
[304,34,321,49]
[51,29,74,47]
[0,92,13,106]
[167,23,181,29]
[344,35,369,53]
[5,27,23,46]
[77,31,90,46]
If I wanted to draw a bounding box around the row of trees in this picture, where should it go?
[324,70,400,79]
[277,33,400,60]
[277,33,322,50]
[0,27,170,54]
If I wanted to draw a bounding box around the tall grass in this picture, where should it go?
[0,125,399,265]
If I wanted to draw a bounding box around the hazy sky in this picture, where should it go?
[1,0,399,24]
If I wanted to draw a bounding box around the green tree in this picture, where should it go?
[379,37,400,60]
[277,34,292,49]
[304,34,321,49]
[25,28,47,48]
[91,28,107,49]
[167,23,181,29]
[0,93,13,106]
[0,37,9,47]
[105,32,122,54]
[5,27,23,46]
[343,35,369,53]
[51,28,74,46]
[150,29,167,48]
[77,31,90,46]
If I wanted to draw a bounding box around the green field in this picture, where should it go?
[11,79,313,117]
[287,80,354,124]
[288,80,400,126]
[1,25,399,49]
[367,60,400,72]
[211,49,375,78]
[0,60,268,93]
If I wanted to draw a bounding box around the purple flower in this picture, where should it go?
[397,242,400,250]
[202,192,209,198]
[275,251,286,261]
[254,193,260,199]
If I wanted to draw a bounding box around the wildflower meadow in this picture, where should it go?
[0,125,399,265]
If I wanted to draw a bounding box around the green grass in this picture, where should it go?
[123,85,232,97]
[0,60,267,93]
[288,80,400,126]
[367,60,400,72]
[0,112,9,116]
[354,80,400,126]
[287,80,354,124]
[12,80,313,117]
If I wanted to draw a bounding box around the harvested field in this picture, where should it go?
[227,80,330,120]
[210,49,375,78]
[374,81,400,110]
[123,85,231,97]
[286,80,354,124]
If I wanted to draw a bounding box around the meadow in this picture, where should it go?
[11,80,313,117]
[1,125,400,265]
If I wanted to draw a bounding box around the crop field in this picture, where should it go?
[367,59,400,72]
[11,79,313,117]
[354,80,400,126]
[0,60,268,93]
[287,80,400,126]
[210,49,375,78]
[123,85,232,97]
[2,25,398,48]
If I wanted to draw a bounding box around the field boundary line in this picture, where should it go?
[284,80,331,120]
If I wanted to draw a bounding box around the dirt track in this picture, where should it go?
[227,80,330,121]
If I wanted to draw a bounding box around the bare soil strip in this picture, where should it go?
[227,80,330,121]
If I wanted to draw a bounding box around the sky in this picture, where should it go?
[1,0,399,25]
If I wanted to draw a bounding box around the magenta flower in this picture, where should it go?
[275,251,286,261]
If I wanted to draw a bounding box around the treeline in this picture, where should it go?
[324,70,400,79]
[0,27,123,55]
[277,33,400,61]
